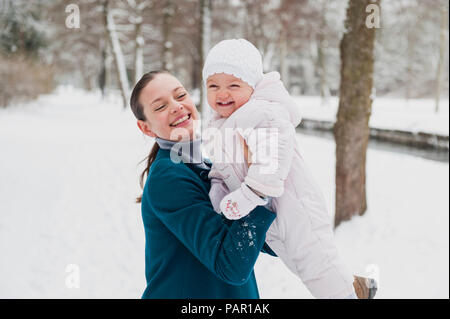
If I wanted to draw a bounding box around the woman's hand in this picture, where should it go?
[240,135,252,168]
[239,135,267,199]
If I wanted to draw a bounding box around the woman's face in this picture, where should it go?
[137,73,199,141]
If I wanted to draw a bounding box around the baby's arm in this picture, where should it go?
[209,177,229,214]
[242,111,295,198]
[210,157,268,220]
[219,109,295,220]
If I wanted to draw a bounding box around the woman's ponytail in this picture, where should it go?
[136,142,160,203]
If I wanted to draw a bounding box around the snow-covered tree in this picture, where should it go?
[0,0,47,58]
[3,0,446,108]
[0,0,54,107]
[374,0,449,98]
[435,0,449,112]
[199,0,212,119]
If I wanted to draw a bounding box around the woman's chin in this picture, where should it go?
[168,127,194,142]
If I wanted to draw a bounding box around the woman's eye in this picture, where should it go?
[155,105,166,111]
[177,93,186,99]
[208,85,218,88]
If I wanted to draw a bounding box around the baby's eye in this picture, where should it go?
[208,84,218,88]
[230,84,240,88]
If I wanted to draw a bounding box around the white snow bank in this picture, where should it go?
[295,96,449,136]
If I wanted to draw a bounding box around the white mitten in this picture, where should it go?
[209,180,230,214]
[220,183,268,220]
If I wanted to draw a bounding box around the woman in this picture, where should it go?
[130,70,277,299]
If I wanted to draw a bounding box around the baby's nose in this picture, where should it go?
[217,89,230,99]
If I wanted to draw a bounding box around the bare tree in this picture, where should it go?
[161,0,175,71]
[105,0,130,108]
[334,0,381,228]
[314,0,332,104]
[127,0,153,84]
[435,0,449,113]
[199,0,212,118]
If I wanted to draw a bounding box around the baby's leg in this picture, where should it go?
[266,195,356,299]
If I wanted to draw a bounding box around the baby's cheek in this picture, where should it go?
[206,95,216,109]
[233,101,247,112]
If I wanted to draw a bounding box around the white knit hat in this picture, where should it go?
[202,39,264,89]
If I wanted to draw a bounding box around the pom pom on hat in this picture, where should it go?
[203,39,264,89]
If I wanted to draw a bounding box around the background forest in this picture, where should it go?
[1,0,448,108]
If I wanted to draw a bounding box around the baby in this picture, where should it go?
[203,39,375,299]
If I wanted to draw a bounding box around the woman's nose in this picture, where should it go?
[169,101,183,113]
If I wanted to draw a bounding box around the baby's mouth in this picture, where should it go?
[217,101,234,107]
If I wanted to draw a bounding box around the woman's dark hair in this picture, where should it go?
[130,70,169,203]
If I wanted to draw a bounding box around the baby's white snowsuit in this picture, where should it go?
[206,72,355,298]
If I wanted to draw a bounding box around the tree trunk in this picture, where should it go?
[406,32,414,102]
[334,0,380,228]
[405,10,421,103]
[104,0,130,108]
[99,39,107,98]
[99,1,108,98]
[279,29,290,90]
[317,0,330,105]
[199,0,211,119]
[435,2,448,113]
[161,0,174,71]
[317,34,330,105]
[134,20,144,85]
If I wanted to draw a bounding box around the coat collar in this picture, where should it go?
[155,137,210,170]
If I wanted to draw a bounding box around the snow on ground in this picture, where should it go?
[255,133,449,299]
[0,88,448,298]
[295,96,449,136]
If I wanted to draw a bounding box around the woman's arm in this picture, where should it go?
[144,158,276,286]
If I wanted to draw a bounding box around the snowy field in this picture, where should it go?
[295,96,449,136]
[0,87,448,299]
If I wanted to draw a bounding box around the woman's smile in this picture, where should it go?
[170,113,192,127]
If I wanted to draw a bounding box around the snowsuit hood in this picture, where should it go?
[251,71,302,127]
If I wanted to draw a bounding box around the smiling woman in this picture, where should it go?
[129,70,277,299]
[134,71,198,141]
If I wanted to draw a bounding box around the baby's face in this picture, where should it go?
[206,73,254,118]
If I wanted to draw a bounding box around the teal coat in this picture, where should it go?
[141,148,276,299]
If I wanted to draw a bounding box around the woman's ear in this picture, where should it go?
[137,120,157,138]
